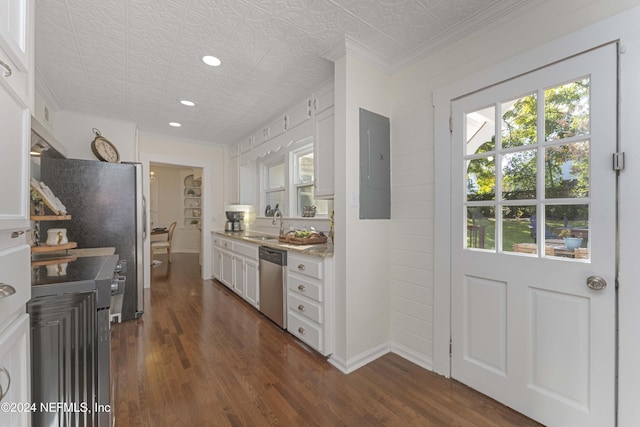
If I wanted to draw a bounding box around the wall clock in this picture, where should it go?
[90,128,120,163]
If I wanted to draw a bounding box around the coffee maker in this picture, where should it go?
[225,211,245,231]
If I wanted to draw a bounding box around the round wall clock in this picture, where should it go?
[90,128,120,163]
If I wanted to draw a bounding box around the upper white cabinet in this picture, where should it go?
[313,106,334,199]
[0,0,33,109]
[312,82,334,115]
[228,154,240,204]
[285,98,311,131]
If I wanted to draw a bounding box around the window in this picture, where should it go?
[292,146,328,216]
[264,158,285,213]
[259,138,330,217]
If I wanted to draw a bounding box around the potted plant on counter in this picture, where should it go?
[559,228,583,249]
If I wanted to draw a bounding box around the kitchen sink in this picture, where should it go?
[244,234,279,241]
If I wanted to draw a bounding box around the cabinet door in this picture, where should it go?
[314,106,335,199]
[265,116,285,141]
[285,99,311,131]
[212,246,222,280]
[0,314,29,427]
[313,83,334,115]
[0,0,32,108]
[228,155,239,204]
[232,254,244,296]
[0,242,29,330]
[0,79,29,232]
[221,250,233,288]
[243,258,259,308]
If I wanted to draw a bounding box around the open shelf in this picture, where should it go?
[30,242,78,253]
[31,256,78,267]
[31,215,72,221]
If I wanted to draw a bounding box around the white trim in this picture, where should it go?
[327,343,390,374]
[139,151,214,289]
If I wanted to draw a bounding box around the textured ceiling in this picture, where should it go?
[35,0,530,145]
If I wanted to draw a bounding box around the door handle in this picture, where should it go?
[0,283,16,298]
[586,276,607,290]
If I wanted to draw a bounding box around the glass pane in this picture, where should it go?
[297,185,314,214]
[296,152,314,183]
[502,149,537,200]
[466,206,495,250]
[544,204,589,260]
[501,93,537,149]
[266,190,285,214]
[467,157,495,201]
[545,78,590,141]
[268,162,285,189]
[503,206,536,254]
[466,106,495,155]
[545,141,589,198]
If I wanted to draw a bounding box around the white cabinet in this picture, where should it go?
[285,98,311,131]
[312,82,334,115]
[265,116,285,141]
[287,253,333,355]
[212,235,260,309]
[0,1,31,422]
[313,106,335,199]
[228,154,239,204]
[244,258,259,308]
[0,314,29,427]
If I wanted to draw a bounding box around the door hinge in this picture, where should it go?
[613,152,625,171]
[449,339,452,357]
[449,116,453,133]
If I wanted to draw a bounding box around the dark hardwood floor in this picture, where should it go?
[111,253,540,426]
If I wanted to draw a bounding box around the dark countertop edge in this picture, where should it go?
[212,230,334,258]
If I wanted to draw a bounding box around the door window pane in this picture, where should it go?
[545,141,590,198]
[545,204,589,260]
[502,149,537,200]
[501,93,537,149]
[467,206,495,250]
[466,106,496,155]
[503,206,536,254]
[545,78,590,141]
[467,157,496,201]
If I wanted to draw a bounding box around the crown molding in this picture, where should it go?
[322,35,393,74]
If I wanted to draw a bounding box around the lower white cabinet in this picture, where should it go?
[287,253,333,356]
[211,234,260,309]
[0,313,30,427]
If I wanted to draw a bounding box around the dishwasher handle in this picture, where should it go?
[258,246,287,266]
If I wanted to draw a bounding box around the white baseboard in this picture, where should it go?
[390,341,434,372]
[328,343,391,374]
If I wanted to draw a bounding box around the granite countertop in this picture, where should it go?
[212,230,333,258]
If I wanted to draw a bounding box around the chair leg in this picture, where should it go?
[168,248,172,263]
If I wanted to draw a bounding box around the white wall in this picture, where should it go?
[388,0,640,424]
[331,53,392,372]
[50,110,137,161]
[139,132,225,288]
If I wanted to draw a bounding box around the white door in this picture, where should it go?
[451,44,617,427]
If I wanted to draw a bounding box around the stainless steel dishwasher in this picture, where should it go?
[259,246,287,328]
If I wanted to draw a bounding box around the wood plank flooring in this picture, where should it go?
[111,253,541,426]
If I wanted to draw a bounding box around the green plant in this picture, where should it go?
[559,229,573,238]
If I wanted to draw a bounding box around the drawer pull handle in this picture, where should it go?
[297,304,306,312]
[0,366,11,402]
[297,327,306,335]
[0,284,16,298]
[11,230,25,238]
[298,264,306,271]
[297,284,306,292]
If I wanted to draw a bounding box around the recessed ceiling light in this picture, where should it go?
[169,122,182,127]
[180,99,196,107]
[202,55,221,67]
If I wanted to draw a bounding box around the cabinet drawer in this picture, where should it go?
[288,273,322,302]
[288,292,322,323]
[288,311,322,353]
[219,238,233,251]
[0,244,29,330]
[233,241,258,260]
[288,254,322,280]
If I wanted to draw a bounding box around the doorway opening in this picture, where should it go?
[149,162,204,275]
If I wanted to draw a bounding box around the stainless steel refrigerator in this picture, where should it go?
[40,157,146,321]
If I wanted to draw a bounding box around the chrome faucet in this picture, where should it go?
[272,209,285,236]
